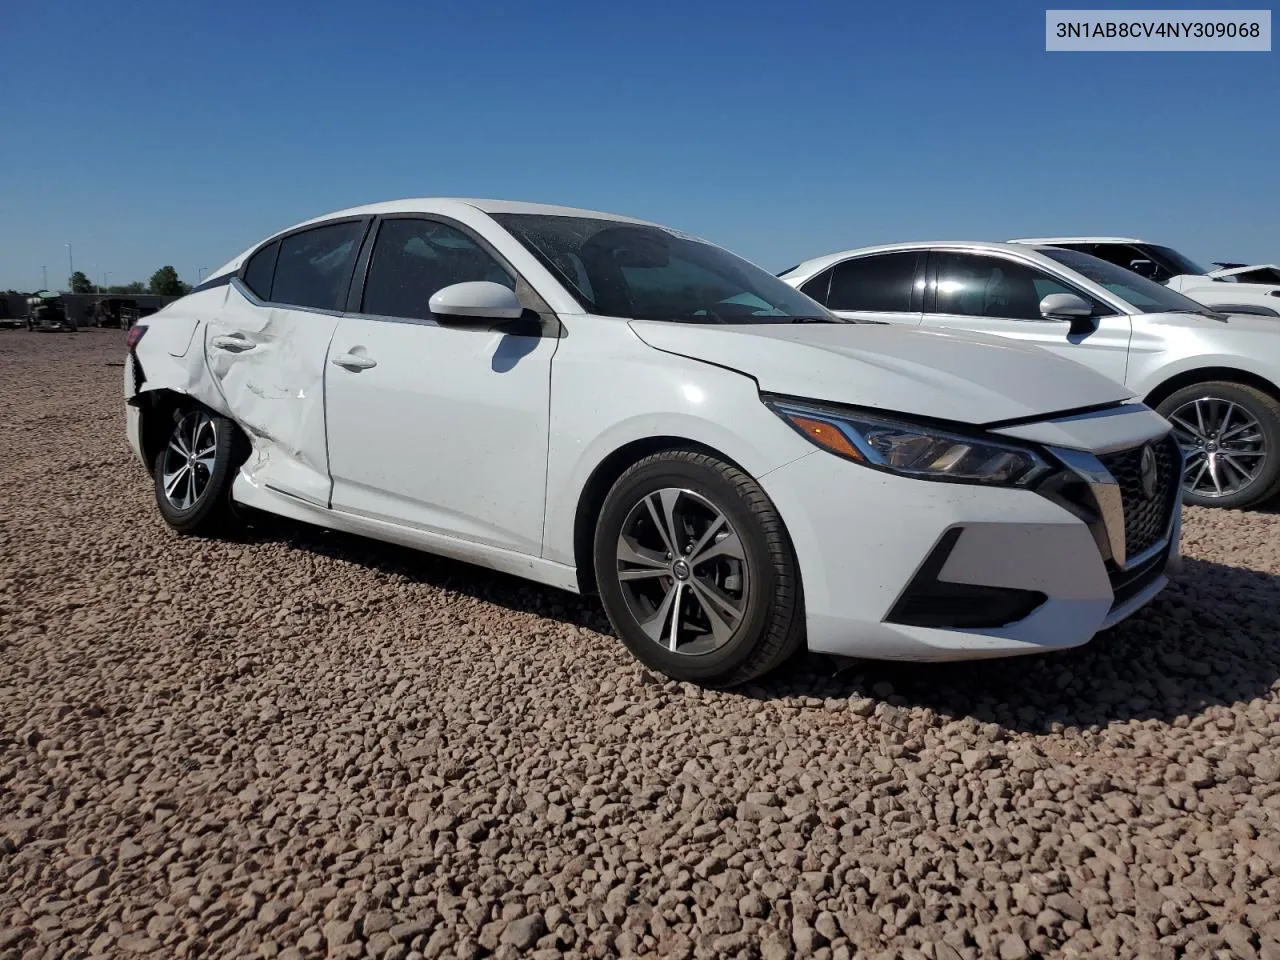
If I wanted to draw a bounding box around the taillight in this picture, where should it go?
[126,325,148,351]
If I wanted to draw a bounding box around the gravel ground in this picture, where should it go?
[3,329,1280,960]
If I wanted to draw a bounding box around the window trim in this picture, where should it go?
[819,251,927,314]
[924,248,1128,321]
[235,215,374,315]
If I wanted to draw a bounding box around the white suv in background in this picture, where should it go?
[780,242,1280,509]
[1012,237,1280,318]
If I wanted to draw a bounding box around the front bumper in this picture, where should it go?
[759,446,1178,662]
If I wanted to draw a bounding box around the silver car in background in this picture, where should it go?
[780,242,1280,508]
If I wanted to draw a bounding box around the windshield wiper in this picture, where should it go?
[788,315,846,324]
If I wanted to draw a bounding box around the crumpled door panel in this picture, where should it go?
[205,290,339,507]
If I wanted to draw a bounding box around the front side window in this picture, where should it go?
[826,253,919,312]
[1087,243,1169,280]
[1040,248,1216,315]
[933,252,1104,320]
[361,218,514,321]
[1146,244,1209,278]
[271,221,365,311]
[492,213,837,323]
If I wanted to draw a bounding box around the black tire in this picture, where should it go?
[592,450,805,686]
[1156,381,1280,509]
[153,406,246,535]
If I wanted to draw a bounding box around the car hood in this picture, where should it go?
[1141,310,1280,331]
[628,320,1133,425]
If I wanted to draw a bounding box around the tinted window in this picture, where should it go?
[242,241,278,299]
[934,252,1101,320]
[827,253,919,312]
[1088,243,1158,275]
[362,219,514,321]
[800,269,832,305]
[271,221,365,311]
[1145,244,1209,277]
[492,213,838,323]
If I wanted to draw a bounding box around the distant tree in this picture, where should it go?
[148,265,187,296]
[108,281,146,295]
[69,271,94,294]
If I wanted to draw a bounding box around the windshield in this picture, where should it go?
[1148,244,1209,277]
[1040,248,1216,315]
[492,213,838,323]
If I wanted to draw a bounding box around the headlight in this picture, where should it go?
[767,398,1051,486]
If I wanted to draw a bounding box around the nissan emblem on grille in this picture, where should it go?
[1139,444,1158,501]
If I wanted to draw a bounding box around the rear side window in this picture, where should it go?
[361,218,514,321]
[827,253,919,312]
[242,241,279,299]
[800,269,833,305]
[271,221,365,311]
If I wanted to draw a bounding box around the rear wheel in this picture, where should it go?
[153,407,245,535]
[593,450,804,686]
[1156,381,1280,509]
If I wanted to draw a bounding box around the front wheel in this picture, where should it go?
[593,450,804,686]
[153,407,245,535]
[1157,381,1280,509]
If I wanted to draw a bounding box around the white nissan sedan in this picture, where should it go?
[124,200,1181,685]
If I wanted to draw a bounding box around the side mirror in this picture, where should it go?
[429,281,522,323]
[1129,259,1159,279]
[1040,293,1097,335]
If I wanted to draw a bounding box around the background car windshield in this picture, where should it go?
[493,214,836,322]
[1148,244,1209,277]
[1040,248,1214,314]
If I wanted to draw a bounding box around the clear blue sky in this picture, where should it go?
[1,0,1276,290]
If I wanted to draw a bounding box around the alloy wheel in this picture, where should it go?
[614,487,751,656]
[160,411,218,511]
[1168,396,1267,498]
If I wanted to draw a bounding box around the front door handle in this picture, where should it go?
[211,334,255,352]
[332,352,377,371]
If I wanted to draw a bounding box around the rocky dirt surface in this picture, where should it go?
[3,329,1280,960]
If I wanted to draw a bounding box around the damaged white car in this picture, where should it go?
[125,199,1180,684]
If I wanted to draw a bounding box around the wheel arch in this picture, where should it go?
[571,436,753,595]
[1144,366,1280,410]
[133,388,248,477]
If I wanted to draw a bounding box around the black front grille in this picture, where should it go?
[1099,435,1180,560]
[1107,542,1170,612]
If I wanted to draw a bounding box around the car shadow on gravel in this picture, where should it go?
[241,514,1279,733]
[747,556,1280,733]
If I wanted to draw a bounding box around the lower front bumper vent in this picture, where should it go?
[886,528,1047,629]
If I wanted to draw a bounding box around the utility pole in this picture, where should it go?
[66,242,74,291]
[42,266,48,289]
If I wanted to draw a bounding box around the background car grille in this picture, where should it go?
[1098,434,1180,561]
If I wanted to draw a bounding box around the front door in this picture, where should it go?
[920,250,1132,385]
[323,216,558,555]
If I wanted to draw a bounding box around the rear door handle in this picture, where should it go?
[332,352,377,371]
[211,334,255,352]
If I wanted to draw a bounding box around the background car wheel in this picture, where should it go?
[153,407,246,535]
[593,450,804,686]
[1157,381,1280,509]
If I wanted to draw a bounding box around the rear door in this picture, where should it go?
[802,251,924,326]
[204,218,369,506]
[920,250,1132,384]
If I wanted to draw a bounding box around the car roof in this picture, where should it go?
[282,198,657,232]
[1008,236,1146,245]
[781,240,1067,279]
